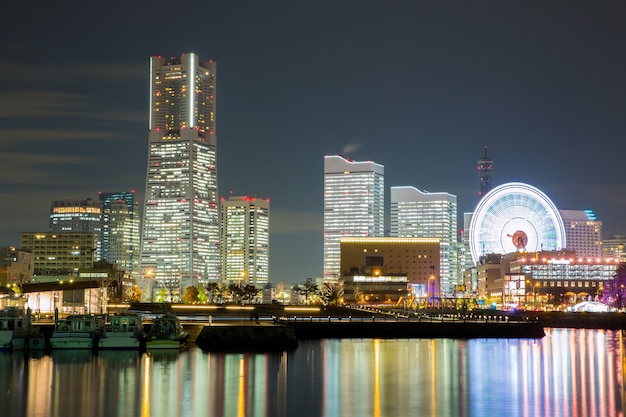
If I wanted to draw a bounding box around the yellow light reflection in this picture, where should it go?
[226,305,255,311]
[141,355,151,417]
[373,339,380,417]
[430,339,436,417]
[238,357,246,417]
[172,304,219,311]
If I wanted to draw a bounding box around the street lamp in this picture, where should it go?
[145,268,155,302]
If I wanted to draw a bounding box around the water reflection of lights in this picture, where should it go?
[430,339,436,417]
[9,332,624,417]
[141,355,151,417]
[525,328,621,417]
[238,357,246,417]
[373,339,380,417]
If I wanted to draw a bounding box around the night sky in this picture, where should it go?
[2,1,625,283]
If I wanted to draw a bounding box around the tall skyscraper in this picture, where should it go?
[220,196,270,287]
[560,209,602,257]
[323,155,384,282]
[390,186,458,296]
[141,53,219,296]
[477,145,493,198]
[99,191,141,280]
[49,198,102,259]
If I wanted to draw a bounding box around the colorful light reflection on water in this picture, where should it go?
[0,328,623,417]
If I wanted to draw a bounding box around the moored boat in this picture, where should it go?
[0,307,28,350]
[50,314,103,349]
[28,331,46,350]
[146,313,188,349]
[98,313,145,349]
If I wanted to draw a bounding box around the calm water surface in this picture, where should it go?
[1,328,623,417]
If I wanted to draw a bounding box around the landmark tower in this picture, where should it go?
[141,53,220,296]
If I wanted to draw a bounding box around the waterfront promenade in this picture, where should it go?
[29,304,626,349]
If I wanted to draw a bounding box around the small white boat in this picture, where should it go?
[0,307,28,350]
[146,313,189,349]
[98,313,145,349]
[50,314,103,349]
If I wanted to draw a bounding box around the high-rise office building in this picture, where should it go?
[477,145,493,198]
[323,155,384,282]
[220,196,270,287]
[49,198,102,259]
[560,209,602,257]
[390,186,458,296]
[602,234,626,261]
[99,191,141,280]
[141,53,220,296]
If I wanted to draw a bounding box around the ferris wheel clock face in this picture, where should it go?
[468,182,566,265]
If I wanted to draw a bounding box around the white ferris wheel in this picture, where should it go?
[468,182,566,265]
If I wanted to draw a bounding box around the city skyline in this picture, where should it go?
[1,2,625,283]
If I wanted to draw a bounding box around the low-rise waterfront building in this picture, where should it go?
[340,237,440,303]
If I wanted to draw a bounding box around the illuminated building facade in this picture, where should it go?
[473,251,620,307]
[0,247,33,290]
[340,237,440,299]
[99,191,140,280]
[141,53,220,294]
[390,186,458,296]
[20,233,97,277]
[510,252,620,305]
[324,155,384,282]
[602,234,626,260]
[559,209,602,257]
[220,196,270,287]
[49,198,102,259]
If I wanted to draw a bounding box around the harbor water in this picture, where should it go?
[1,328,623,417]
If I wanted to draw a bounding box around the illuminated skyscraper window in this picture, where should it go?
[141,53,220,297]
[49,198,102,259]
[323,155,384,282]
[390,186,458,296]
[560,209,602,257]
[99,191,140,280]
[220,197,270,287]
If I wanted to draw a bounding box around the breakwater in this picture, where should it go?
[523,311,626,330]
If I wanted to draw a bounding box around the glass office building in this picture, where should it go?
[220,196,270,287]
[323,155,384,282]
[390,186,457,296]
[49,198,102,259]
[99,191,140,280]
[141,53,220,296]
